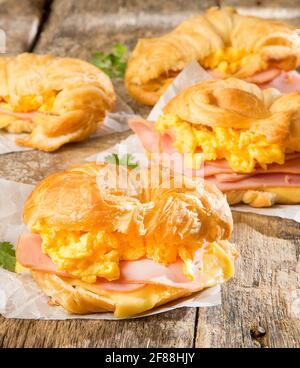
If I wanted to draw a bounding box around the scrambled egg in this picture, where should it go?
[32,222,219,283]
[156,114,285,173]
[0,93,56,113]
[202,47,266,75]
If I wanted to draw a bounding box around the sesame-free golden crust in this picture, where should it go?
[125,6,300,105]
[163,78,300,147]
[24,162,233,240]
[0,53,116,151]
[31,271,193,317]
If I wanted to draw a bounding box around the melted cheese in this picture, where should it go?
[156,114,285,173]
[69,241,236,317]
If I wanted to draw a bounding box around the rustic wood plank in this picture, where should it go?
[0,308,196,348]
[0,0,46,53]
[220,0,300,26]
[196,212,300,348]
[0,131,132,184]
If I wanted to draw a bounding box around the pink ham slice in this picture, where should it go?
[16,233,69,277]
[207,173,300,192]
[16,233,145,292]
[208,68,300,93]
[208,68,281,85]
[204,155,300,179]
[128,119,161,152]
[118,258,203,290]
[128,117,300,190]
[260,70,300,93]
[16,233,204,292]
[0,108,35,120]
[244,69,282,84]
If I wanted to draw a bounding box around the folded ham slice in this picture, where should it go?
[260,70,300,93]
[205,156,300,180]
[129,117,300,192]
[207,173,300,192]
[0,108,35,120]
[244,69,282,84]
[16,233,205,292]
[209,69,300,93]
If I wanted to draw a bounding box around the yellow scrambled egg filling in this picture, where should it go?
[202,47,266,75]
[156,114,285,173]
[32,223,227,284]
[0,93,56,113]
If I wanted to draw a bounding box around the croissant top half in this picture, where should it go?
[162,77,300,151]
[23,162,233,244]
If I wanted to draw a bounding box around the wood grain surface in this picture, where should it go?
[0,0,299,348]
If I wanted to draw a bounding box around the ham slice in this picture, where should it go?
[260,70,300,93]
[129,117,300,191]
[16,233,205,292]
[117,258,204,291]
[128,119,161,153]
[16,233,144,292]
[207,173,300,192]
[0,108,35,120]
[244,69,282,84]
[205,156,300,179]
[16,233,69,277]
[208,68,300,93]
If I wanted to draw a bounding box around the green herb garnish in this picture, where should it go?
[91,43,128,79]
[105,153,139,169]
[0,242,16,272]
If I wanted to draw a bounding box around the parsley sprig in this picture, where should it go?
[0,241,16,272]
[91,44,128,79]
[105,153,139,169]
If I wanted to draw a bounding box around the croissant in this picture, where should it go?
[0,53,115,151]
[125,6,300,105]
[129,78,300,207]
[16,162,237,317]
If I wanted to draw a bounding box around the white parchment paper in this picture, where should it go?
[0,96,134,155]
[87,61,300,223]
[0,178,221,320]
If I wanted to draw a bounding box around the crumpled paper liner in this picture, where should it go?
[0,96,135,155]
[0,178,221,320]
[87,61,300,223]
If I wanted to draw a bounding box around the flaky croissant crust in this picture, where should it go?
[24,162,233,243]
[163,78,300,150]
[0,53,116,151]
[125,6,300,105]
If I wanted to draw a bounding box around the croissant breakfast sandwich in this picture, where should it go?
[0,53,115,151]
[15,162,237,318]
[129,78,300,207]
[125,7,300,106]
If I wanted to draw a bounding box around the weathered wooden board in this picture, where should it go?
[0,0,46,53]
[0,0,300,348]
[196,212,300,348]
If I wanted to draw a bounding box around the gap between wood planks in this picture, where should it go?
[193,308,199,348]
[29,0,53,52]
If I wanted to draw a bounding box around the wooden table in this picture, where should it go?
[0,0,299,348]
